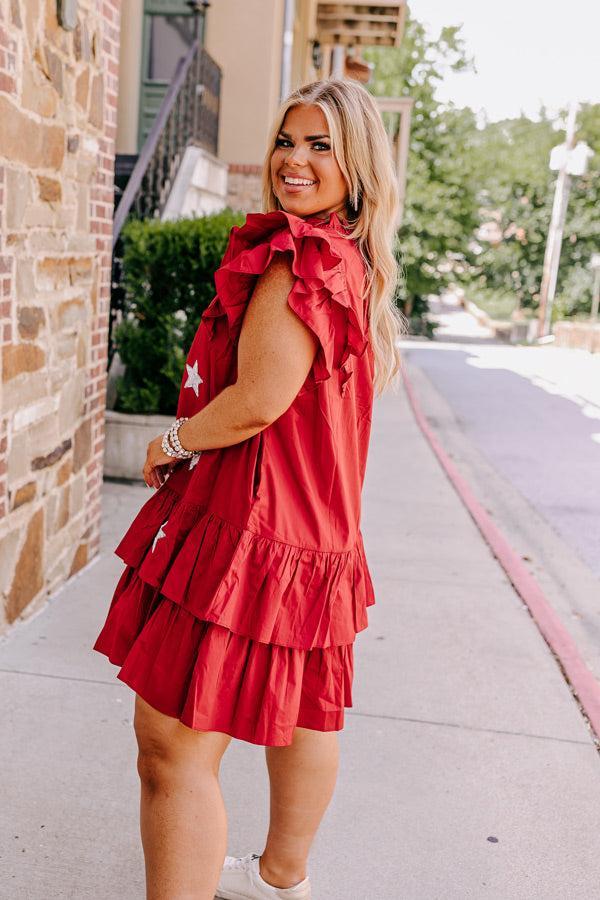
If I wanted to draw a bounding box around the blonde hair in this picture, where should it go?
[261,77,408,395]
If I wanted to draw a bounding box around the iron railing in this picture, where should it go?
[108,40,221,370]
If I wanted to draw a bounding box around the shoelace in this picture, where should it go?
[228,852,261,870]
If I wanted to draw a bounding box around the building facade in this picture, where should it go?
[115,0,409,215]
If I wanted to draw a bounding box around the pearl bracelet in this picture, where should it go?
[161,417,195,459]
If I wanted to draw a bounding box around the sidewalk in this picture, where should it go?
[1,367,600,899]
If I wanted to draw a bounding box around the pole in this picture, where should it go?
[536,101,579,339]
[592,268,600,322]
[331,43,345,78]
[279,0,295,103]
[396,103,413,226]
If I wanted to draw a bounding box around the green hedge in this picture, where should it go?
[113,208,246,415]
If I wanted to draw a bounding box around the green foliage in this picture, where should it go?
[557,104,600,316]
[468,286,536,322]
[363,15,480,324]
[113,209,245,415]
[364,8,599,326]
[470,106,600,318]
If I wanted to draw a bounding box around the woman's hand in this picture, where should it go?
[143,435,178,489]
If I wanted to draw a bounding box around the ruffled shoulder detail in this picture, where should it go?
[111,482,375,650]
[203,209,369,383]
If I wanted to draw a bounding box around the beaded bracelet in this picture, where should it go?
[168,417,190,455]
[161,417,195,459]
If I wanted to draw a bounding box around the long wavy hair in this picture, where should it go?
[261,77,408,395]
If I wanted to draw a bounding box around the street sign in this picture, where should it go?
[549,140,593,176]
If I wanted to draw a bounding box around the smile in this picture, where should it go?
[280,175,318,193]
[282,176,316,185]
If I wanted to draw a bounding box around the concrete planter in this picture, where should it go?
[461,298,507,342]
[104,409,172,481]
[462,297,539,344]
[553,320,600,353]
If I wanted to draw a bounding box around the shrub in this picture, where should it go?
[113,208,246,415]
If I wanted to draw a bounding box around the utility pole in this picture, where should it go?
[279,0,295,103]
[536,102,579,339]
[591,255,600,321]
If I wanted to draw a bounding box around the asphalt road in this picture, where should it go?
[402,295,600,581]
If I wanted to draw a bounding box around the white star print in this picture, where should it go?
[184,360,203,397]
[151,519,169,553]
[189,452,202,470]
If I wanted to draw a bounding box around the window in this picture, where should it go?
[147,15,195,81]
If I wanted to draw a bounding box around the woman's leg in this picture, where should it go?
[133,694,232,900]
[260,727,340,889]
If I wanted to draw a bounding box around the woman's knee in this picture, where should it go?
[133,693,231,787]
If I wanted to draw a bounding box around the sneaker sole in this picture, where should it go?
[214,891,255,900]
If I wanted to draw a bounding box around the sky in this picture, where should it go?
[409,0,599,122]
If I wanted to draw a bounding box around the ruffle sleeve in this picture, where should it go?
[202,210,369,383]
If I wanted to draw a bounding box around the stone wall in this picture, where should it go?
[226,163,263,214]
[0,0,120,632]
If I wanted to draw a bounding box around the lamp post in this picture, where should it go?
[186,0,209,42]
[536,102,593,339]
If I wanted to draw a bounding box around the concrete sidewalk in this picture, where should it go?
[1,362,600,899]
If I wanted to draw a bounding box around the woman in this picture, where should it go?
[93,77,407,899]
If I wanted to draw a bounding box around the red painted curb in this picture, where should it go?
[401,363,600,742]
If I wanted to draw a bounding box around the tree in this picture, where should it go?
[470,105,600,320]
[557,103,600,318]
[363,15,480,328]
[467,114,557,313]
[365,12,598,326]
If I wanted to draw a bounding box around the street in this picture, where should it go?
[409,293,600,577]
[401,293,600,682]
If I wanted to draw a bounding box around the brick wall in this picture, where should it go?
[0,0,120,632]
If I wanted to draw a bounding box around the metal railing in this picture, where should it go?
[108,40,221,370]
[112,41,221,248]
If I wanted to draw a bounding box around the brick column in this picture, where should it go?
[0,0,121,630]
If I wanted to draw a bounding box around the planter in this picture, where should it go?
[510,319,541,344]
[104,409,172,481]
[463,298,513,343]
[553,320,600,353]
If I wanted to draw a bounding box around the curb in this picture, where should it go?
[400,361,600,746]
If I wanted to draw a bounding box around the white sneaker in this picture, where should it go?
[215,852,311,899]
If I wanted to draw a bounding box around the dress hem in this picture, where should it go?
[93,585,353,748]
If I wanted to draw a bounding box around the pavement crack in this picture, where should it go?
[346,708,592,746]
[0,667,128,688]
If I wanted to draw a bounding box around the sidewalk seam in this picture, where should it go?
[0,667,130,687]
[346,709,590,746]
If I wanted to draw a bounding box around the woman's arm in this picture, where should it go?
[179,251,318,448]
[143,253,318,487]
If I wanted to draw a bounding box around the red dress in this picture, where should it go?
[93,208,376,746]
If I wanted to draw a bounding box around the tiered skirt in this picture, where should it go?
[93,483,375,746]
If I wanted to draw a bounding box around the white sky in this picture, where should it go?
[409,0,599,121]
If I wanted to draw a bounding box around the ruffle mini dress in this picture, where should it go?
[93,208,376,747]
